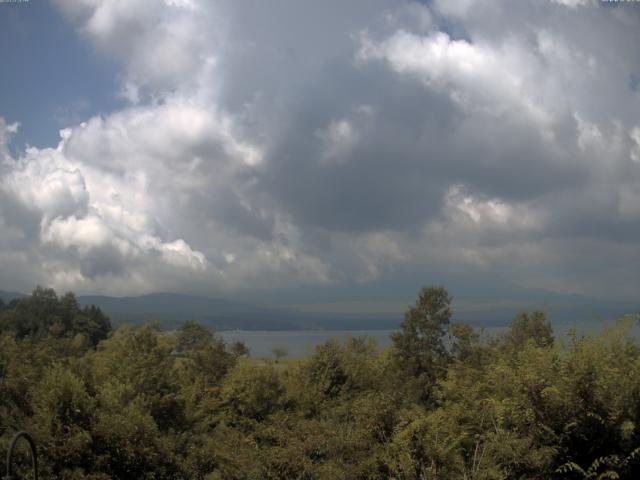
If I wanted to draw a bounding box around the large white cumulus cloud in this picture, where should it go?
[1,0,639,301]
[0,97,331,295]
[52,0,215,101]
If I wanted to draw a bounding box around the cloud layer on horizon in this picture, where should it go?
[1,0,639,302]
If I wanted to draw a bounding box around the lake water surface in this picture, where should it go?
[219,319,639,358]
[219,329,397,358]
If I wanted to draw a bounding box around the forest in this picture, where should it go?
[1,286,640,479]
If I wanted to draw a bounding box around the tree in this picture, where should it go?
[272,345,288,363]
[391,285,452,405]
[28,365,96,478]
[304,338,348,399]
[228,340,249,358]
[220,360,285,423]
[176,321,214,353]
[502,310,553,353]
[0,287,111,347]
[449,323,486,368]
[73,304,112,347]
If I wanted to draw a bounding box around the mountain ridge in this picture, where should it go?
[1,289,637,331]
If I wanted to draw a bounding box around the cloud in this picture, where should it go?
[0,128,211,289]
[0,96,327,295]
[0,119,20,166]
[550,0,591,7]
[357,30,554,128]
[1,0,639,303]
[315,118,360,164]
[52,0,215,99]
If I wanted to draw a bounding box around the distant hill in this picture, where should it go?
[2,288,637,332]
[451,295,640,327]
[77,292,640,331]
[0,290,27,303]
[76,292,401,331]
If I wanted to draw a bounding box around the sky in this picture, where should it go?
[1,0,640,314]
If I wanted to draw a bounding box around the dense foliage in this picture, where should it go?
[1,287,640,479]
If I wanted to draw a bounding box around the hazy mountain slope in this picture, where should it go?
[0,290,27,303]
[2,289,636,331]
[76,293,401,330]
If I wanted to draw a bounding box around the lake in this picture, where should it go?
[219,329,397,358]
[219,318,639,358]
